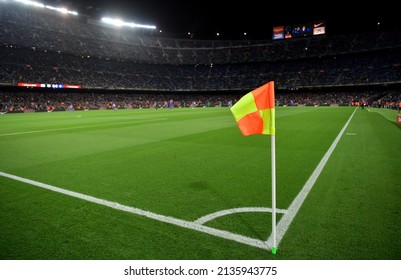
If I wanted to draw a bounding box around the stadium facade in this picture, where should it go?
[1,1,401,112]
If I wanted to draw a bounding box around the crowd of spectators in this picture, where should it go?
[0,1,400,112]
[1,89,394,113]
[0,91,237,112]
[1,46,400,91]
[2,2,401,66]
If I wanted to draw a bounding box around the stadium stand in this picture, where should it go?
[0,1,400,112]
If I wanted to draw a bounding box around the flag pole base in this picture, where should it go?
[272,247,277,255]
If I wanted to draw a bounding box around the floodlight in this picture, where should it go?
[101,17,156,30]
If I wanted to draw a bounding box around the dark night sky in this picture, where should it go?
[40,0,400,40]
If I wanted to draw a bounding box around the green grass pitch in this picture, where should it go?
[0,106,400,259]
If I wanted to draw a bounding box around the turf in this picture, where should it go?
[0,106,400,259]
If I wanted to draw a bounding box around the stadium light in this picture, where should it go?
[101,17,156,30]
[14,0,44,7]
[45,5,78,15]
[56,7,68,14]
[12,0,78,15]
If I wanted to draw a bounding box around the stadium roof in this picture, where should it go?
[41,0,400,40]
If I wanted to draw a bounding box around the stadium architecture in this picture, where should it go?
[0,0,401,112]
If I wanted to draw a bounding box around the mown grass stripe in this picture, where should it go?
[0,171,268,250]
[265,107,358,248]
[0,118,167,137]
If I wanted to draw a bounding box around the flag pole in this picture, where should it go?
[271,134,277,255]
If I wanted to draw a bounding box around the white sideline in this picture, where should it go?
[265,107,358,248]
[0,118,167,137]
[0,171,268,250]
[0,108,357,251]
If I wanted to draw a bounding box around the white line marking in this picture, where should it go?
[265,107,358,249]
[195,207,288,225]
[0,172,268,250]
[346,132,356,135]
[0,118,167,137]
[1,108,358,251]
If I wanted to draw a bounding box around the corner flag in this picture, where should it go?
[230,81,277,254]
[230,81,275,136]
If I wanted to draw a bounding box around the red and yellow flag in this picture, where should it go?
[230,81,275,136]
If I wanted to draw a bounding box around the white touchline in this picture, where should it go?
[0,171,267,250]
[0,108,357,251]
[265,107,358,249]
[0,118,167,137]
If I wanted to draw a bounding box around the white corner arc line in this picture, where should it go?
[195,207,288,225]
[0,172,268,250]
[265,107,358,249]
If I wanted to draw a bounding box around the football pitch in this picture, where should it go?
[0,106,400,260]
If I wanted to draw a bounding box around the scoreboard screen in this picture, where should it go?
[273,21,326,40]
